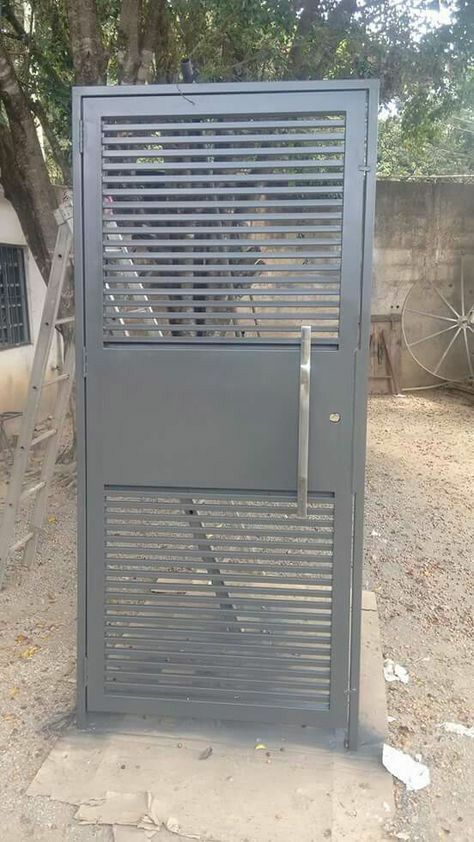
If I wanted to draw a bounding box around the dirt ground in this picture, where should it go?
[0,391,472,841]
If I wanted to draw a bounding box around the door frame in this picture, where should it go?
[73,80,379,749]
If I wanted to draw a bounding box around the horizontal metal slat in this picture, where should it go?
[102,171,343,182]
[105,573,333,593]
[105,613,332,632]
[105,627,331,647]
[102,132,344,147]
[103,153,344,166]
[104,324,338,334]
[105,667,330,691]
[105,673,329,707]
[104,312,339,322]
[102,118,345,131]
[105,530,333,555]
[104,187,344,198]
[104,248,340,259]
[103,276,341,286]
[105,598,331,617]
[104,289,340,299]
[104,197,343,209]
[103,237,341,247]
[105,569,332,586]
[103,144,344,159]
[105,503,334,520]
[105,544,332,560]
[105,514,334,530]
[103,263,340,273]
[102,226,342,235]
[106,657,329,679]
[106,533,333,550]
[104,334,339,342]
[105,644,330,666]
[105,499,334,508]
[103,212,342,223]
[105,628,331,648]
[104,613,332,630]
[105,596,332,616]
[106,535,334,550]
[105,492,334,506]
[105,560,333,575]
[105,660,330,687]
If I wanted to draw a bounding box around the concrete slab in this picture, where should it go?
[28,592,393,841]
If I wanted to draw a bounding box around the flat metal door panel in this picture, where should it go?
[74,81,378,742]
[90,347,353,491]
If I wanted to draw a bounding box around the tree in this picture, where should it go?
[0,0,471,282]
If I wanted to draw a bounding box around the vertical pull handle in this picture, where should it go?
[297,325,311,517]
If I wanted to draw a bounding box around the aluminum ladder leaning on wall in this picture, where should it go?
[0,201,75,589]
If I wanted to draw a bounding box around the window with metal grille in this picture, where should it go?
[0,245,30,349]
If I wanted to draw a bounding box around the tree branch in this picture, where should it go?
[65,0,107,84]
[1,0,69,97]
[29,96,71,185]
[0,37,57,281]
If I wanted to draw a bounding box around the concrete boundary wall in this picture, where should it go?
[373,181,474,388]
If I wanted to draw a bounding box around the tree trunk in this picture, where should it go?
[118,0,142,83]
[0,41,58,281]
[66,0,107,85]
[288,0,321,79]
[137,0,166,83]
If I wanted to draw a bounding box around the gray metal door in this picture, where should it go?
[74,81,377,745]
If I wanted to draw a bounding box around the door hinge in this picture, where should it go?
[82,347,87,378]
[79,120,84,155]
[83,656,88,687]
[358,164,371,173]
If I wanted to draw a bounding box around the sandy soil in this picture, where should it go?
[365,392,473,841]
[0,391,472,841]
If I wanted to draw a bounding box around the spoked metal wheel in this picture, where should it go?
[402,258,474,382]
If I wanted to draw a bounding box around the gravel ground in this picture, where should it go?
[0,391,472,841]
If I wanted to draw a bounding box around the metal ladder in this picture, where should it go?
[0,202,74,588]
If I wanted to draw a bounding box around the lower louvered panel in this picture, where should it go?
[103,488,334,712]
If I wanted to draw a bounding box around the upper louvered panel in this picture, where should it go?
[101,112,345,344]
[104,488,334,711]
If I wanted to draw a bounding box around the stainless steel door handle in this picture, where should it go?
[297,325,311,517]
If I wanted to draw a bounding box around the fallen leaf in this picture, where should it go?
[15,633,29,644]
[20,645,39,659]
[255,743,267,750]
[47,515,57,524]
[9,687,20,698]
[198,746,213,760]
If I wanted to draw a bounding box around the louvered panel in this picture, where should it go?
[104,488,334,711]
[101,111,345,344]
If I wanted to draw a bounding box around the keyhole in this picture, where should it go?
[329,412,341,423]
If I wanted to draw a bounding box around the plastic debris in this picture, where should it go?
[166,817,200,839]
[371,529,381,537]
[382,744,430,792]
[383,659,409,684]
[439,722,474,739]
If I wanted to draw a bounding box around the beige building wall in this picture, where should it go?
[0,193,62,433]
